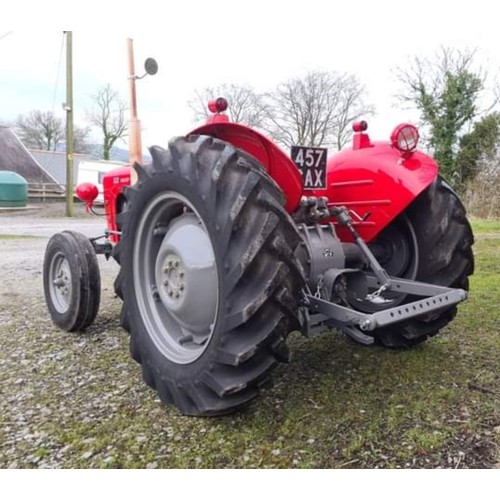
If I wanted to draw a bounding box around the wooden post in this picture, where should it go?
[65,31,74,217]
[127,38,142,185]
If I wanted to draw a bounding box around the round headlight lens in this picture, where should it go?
[390,124,419,153]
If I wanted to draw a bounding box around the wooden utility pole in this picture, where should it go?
[127,38,142,185]
[65,31,74,217]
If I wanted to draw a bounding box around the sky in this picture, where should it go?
[3,0,500,155]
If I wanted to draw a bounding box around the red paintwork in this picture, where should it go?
[205,113,230,125]
[190,122,303,212]
[75,183,99,212]
[190,121,438,242]
[306,139,438,242]
[353,131,372,150]
[103,166,131,243]
[102,115,438,246]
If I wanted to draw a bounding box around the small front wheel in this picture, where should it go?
[43,231,101,331]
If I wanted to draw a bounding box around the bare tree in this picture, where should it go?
[87,84,127,160]
[261,71,374,150]
[73,126,92,155]
[16,110,64,151]
[16,110,92,154]
[188,84,266,128]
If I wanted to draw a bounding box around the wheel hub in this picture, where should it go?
[133,192,219,364]
[154,213,217,335]
[161,257,185,299]
[50,253,72,312]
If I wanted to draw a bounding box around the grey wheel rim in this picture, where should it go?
[133,192,219,364]
[49,251,72,313]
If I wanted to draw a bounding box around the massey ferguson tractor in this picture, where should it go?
[43,54,474,416]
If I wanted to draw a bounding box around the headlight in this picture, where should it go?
[390,124,419,153]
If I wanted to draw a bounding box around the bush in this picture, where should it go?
[463,172,500,218]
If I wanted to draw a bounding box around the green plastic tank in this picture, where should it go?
[0,171,28,207]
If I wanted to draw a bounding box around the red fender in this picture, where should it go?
[189,122,303,212]
[191,122,438,243]
[306,141,438,242]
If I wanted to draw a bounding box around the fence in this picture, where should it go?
[28,183,66,203]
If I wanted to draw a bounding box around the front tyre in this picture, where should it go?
[115,136,306,415]
[43,230,101,332]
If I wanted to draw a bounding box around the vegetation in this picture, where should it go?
[0,234,39,239]
[263,71,373,150]
[12,83,127,161]
[397,47,500,190]
[464,172,500,219]
[86,84,128,161]
[15,110,91,154]
[189,84,265,129]
[455,113,500,185]
[189,71,373,150]
[0,219,498,468]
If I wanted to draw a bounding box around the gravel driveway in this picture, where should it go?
[0,209,108,282]
[0,205,131,468]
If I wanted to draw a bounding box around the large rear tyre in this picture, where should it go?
[114,135,306,415]
[43,230,101,332]
[363,177,474,347]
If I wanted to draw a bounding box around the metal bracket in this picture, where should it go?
[299,306,375,345]
[305,277,467,332]
[89,235,113,260]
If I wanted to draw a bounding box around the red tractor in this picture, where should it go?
[43,60,474,416]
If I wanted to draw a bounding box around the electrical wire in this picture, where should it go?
[51,32,66,115]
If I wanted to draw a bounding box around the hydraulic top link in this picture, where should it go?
[329,206,391,291]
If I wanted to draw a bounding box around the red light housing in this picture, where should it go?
[391,124,419,153]
[208,97,228,114]
[76,182,99,211]
[353,120,368,132]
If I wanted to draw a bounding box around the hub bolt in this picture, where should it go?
[359,319,372,331]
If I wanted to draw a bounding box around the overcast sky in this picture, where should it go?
[3,0,500,154]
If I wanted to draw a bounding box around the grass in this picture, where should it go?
[0,234,40,240]
[0,220,499,469]
[470,219,500,233]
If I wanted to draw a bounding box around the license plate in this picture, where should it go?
[290,145,328,189]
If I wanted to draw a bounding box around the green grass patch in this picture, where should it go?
[0,234,40,239]
[470,219,500,233]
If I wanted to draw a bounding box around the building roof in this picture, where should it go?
[30,149,94,186]
[0,126,62,191]
[30,149,126,186]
